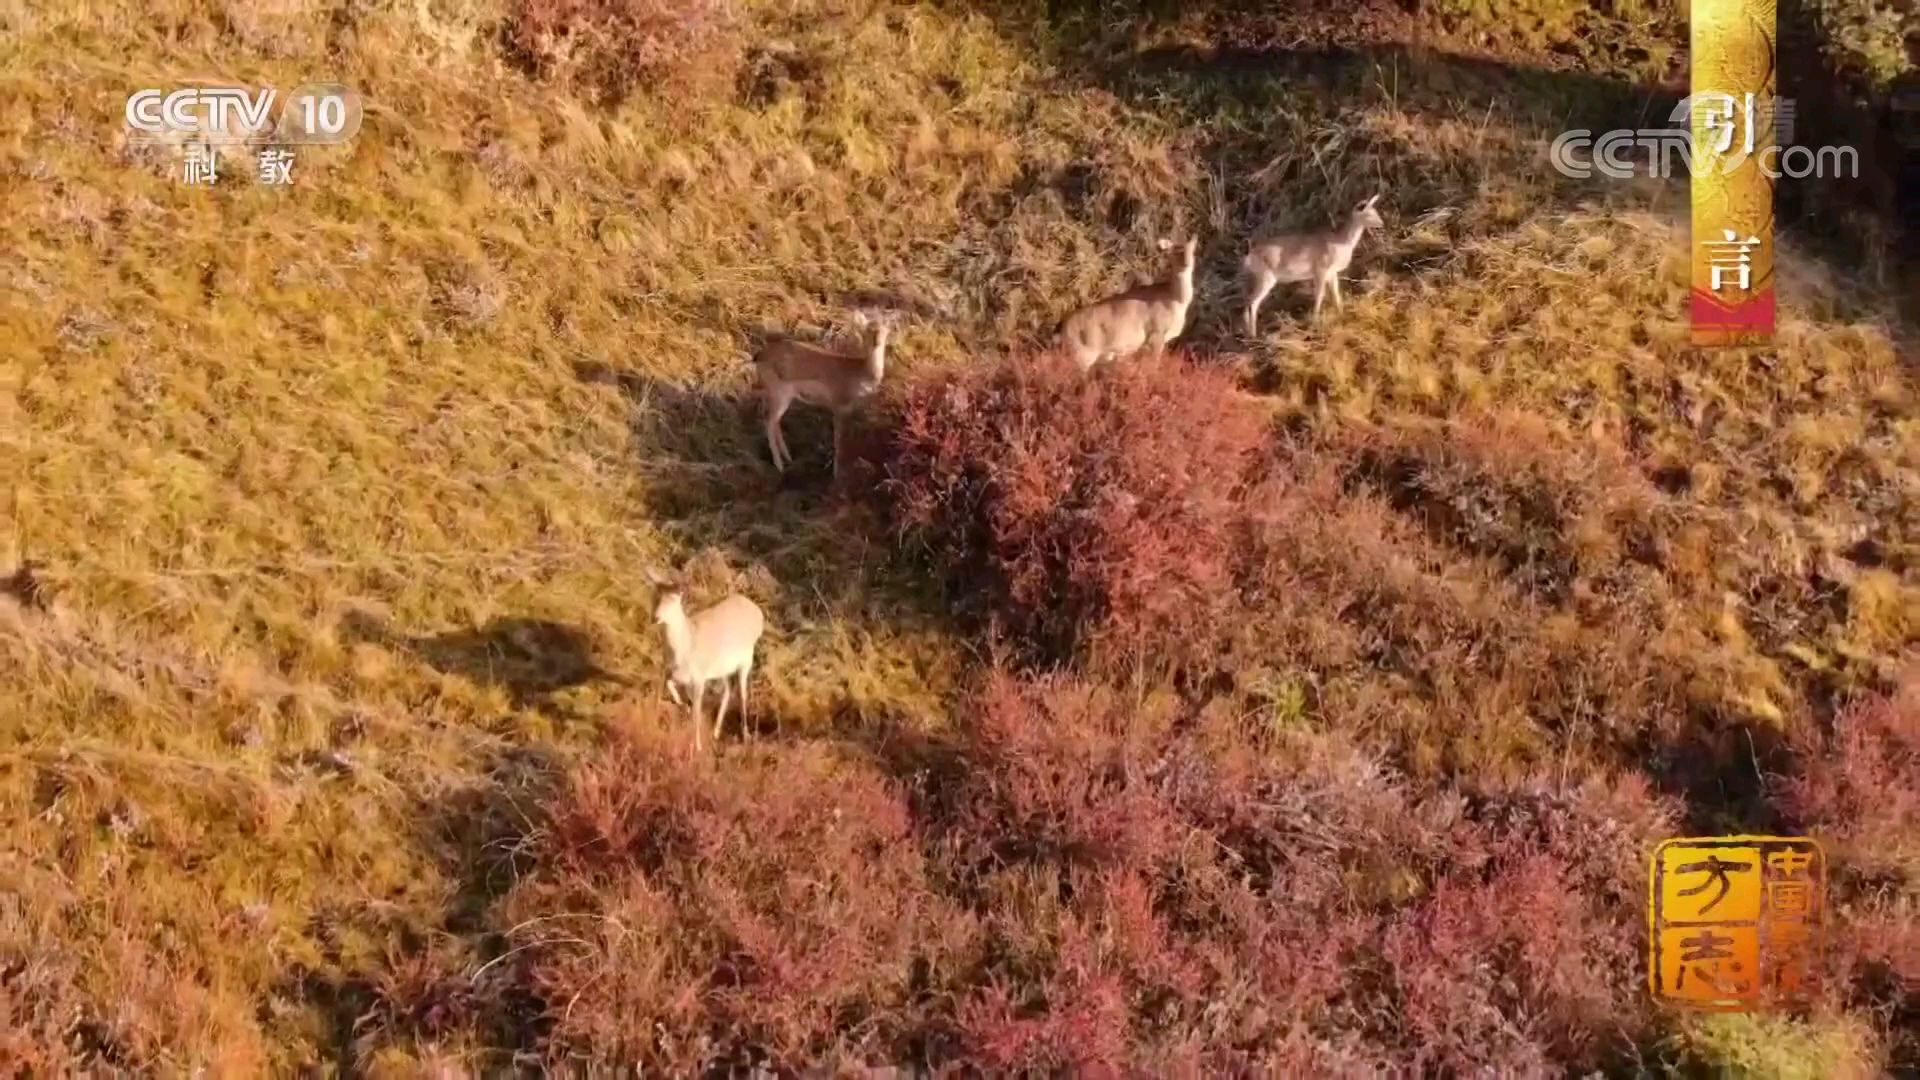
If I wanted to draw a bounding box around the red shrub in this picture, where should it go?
[860,353,1267,674]
[941,675,1185,877]
[920,676,1670,1073]
[493,717,967,1073]
[925,675,1375,1070]
[1379,855,1578,1075]
[1778,666,1920,875]
[1830,905,1920,1072]
[1468,770,1682,914]
[488,683,1682,1073]
[1342,770,1676,1076]
[500,0,742,105]
[1777,669,1920,1065]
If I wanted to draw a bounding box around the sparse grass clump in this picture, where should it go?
[500,0,744,105]
[860,353,1266,675]
[1802,0,1918,92]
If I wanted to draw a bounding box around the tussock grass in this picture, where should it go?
[1,0,1915,1071]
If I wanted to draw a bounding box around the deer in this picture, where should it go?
[751,307,899,479]
[1242,193,1385,336]
[646,567,767,751]
[1056,236,1199,372]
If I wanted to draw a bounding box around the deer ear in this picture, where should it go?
[1363,193,1381,209]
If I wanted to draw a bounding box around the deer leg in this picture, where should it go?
[1331,274,1344,311]
[765,387,795,472]
[831,409,846,480]
[736,659,752,739]
[715,679,732,745]
[779,398,800,471]
[1245,272,1276,337]
[690,680,706,752]
[1311,274,1328,319]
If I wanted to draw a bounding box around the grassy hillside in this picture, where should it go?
[1,0,1915,1073]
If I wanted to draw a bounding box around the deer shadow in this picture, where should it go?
[572,358,862,513]
[928,3,1699,347]
[574,358,960,740]
[341,608,628,711]
[994,2,1915,340]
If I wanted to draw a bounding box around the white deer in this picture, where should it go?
[1243,193,1385,335]
[752,308,899,478]
[647,568,766,751]
[1057,237,1199,372]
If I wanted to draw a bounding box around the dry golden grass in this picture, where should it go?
[1,0,1914,1071]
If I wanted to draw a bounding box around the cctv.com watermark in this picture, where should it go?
[1551,92,1861,180]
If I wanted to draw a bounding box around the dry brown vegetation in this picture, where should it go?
[2,0,1916,1073]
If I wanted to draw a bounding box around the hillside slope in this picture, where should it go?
[2,0,1915,1073]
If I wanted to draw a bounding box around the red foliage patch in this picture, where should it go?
[483,681,1685,1073]
[913,675,1674,1073]
[1229,434,1690,780]
[493,719,964,1072]
[1779,667,1920,875]
[1777,669,1920,1065]
[858,353,1267,674]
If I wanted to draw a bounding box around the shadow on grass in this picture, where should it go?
[1772,0,1920,347]
[572,358,860,534]
[423,744,562,933]
[854,708,973,827]
[943,3,1693,347]
[293,746,563,1069]
[2,560,48,611]
[1647,719,1794,838]
[341,609,630,710]
[419,747,563,1063]
[574,358,960,739]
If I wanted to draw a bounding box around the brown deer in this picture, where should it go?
[1057,237,1199,371]
[1243,193,1385,334]
[751,308,900,478]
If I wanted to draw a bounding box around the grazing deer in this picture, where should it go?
[752,308,898,478]
[1057,237,1199,372]
[1243,193,1385,335]
[647,568,766,751]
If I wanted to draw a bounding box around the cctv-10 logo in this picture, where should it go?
[124,83,363,145]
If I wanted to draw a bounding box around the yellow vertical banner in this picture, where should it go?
[1690,0,1778,347]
